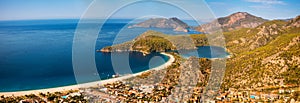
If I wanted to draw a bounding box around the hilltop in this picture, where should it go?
[196,12,268,32]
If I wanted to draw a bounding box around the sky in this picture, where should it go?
[0,0,299,20]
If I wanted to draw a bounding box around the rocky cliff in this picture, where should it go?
[249,20,286,50]
[225,20,287,55]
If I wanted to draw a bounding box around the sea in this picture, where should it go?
[0,19,226,92]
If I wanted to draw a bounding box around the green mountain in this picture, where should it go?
[99,30,207,54]
[222,15,300,89]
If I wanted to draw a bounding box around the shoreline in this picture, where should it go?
[0,52,175,96]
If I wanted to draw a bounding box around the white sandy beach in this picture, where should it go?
[0,53,175,96]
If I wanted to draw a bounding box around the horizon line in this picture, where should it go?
[0,17,205,22]
[0,14,298,21]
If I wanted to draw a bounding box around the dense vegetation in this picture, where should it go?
[222,19,300,89]
[132,35,175,53]
[224,20,287,55]
[100,30,208,53]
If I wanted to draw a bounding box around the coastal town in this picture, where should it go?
[81,81,300,102]
[1,82,299,102]
[78,55,300,103]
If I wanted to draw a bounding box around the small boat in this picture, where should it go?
[112,73,120,78]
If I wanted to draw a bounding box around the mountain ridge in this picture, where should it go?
[196,12,268,32]
[222,14,300,89]
[128,17,189,32]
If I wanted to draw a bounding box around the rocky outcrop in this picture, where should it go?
[129,17,189,32]
[220,12,266,29]
[286,15,300,28]
[249,23,284,50]
[223,15,300,89]
[247,14,300,50]
[197,12,268,32]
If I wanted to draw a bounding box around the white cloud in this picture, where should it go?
[245,0,285,5]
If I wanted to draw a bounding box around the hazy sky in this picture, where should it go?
[0,0,299,20]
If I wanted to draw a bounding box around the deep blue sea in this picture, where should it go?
[0,19,225,92]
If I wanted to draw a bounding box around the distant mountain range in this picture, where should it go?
[128,17,189,32]
[129,12,270,32]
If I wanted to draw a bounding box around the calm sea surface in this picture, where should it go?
[0,19,225,92]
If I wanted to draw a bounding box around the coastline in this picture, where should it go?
[0,52,175,96]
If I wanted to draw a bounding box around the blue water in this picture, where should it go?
[179,46,229,58]
[0,19,216,92]
[0,19,170,92]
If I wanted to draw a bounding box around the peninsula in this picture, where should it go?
[99,30,208,54]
